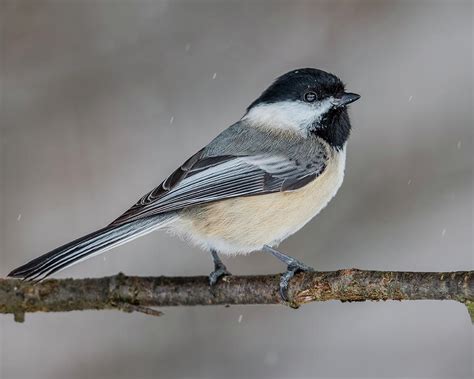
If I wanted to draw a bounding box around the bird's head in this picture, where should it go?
[243,68,360,149]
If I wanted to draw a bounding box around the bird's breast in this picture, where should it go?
[174,148,346,254]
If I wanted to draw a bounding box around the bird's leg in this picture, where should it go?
[208,249,231,286]
[263,245,314,302]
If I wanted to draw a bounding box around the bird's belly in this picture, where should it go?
[174,149,346,254]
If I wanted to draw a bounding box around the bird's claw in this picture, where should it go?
[208,264,231,286]
[279,261,314,303]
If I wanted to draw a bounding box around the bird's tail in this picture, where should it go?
[8,215,174,281]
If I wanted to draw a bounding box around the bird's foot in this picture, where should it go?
[208,249,231,286]
[279,260,314,303]
[263,245,314,303]
[208,262,231,286]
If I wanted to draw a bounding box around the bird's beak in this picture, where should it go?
[332,92,361,108]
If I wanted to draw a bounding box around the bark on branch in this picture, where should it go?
[1,269,473,323]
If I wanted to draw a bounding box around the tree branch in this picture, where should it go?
[1,270,473,323]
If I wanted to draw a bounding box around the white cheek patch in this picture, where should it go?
[242,98,334,137]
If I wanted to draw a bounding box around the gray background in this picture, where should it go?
[0,0,472,378]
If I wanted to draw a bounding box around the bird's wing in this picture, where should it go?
[110,148,326,226]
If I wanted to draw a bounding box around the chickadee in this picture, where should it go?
[8,68,360,300]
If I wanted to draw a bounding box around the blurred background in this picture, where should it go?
[0,0,472,378]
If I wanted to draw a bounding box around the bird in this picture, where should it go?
[8,68,360,300]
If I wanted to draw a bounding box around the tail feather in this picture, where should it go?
[8,215,173,280]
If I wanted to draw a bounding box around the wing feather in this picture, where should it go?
[110,152,326,226]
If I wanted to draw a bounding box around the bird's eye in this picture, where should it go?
[304,91,317,103]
